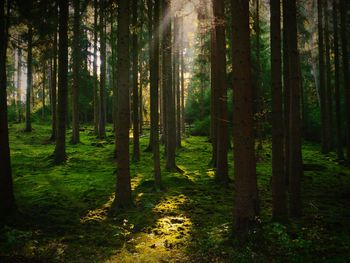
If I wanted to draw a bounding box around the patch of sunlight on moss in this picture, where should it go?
[131,177,142,191]
[80,194,115,223]
[206,169,215,178]
[152,194,189,214]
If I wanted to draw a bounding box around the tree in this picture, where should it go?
[50,23,57,141]
[270,0,287,220]
[25,25,33,132]
[115,0,132,209]
[132,0,140,161]
[53,0,69,164]
[163,0,177,171]
[340,0,350,165]
[98,0,106,139]
[0,0,16,214]
[333,0,344,160]
[150,0,161,188]
[231,0,259,238]
[285,0,303,217]
[72,0,81,144]
[93,0,99,135]
[212,0,228,184]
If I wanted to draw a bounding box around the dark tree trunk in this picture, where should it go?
[285,0,303,218]
[72,0,80,144]
[17,48,22,123]
[180,17,185,134]
[132,0,140,161]
[50,25,57,141]
[150,0,161,188]
[174,17,181,148]
[210,29,218,168]
[54,0,69,164]
[333,0,344,160]
[340,0,350,165]
[271,0,287,220]
[115,0,132,209]
[163,0,176,171]
[213,0,228,184]
[25,25,33,132]
[42,61,46,119]
[231,0,259,239]
[318,0,328,153]
[93,0,99,135]
[0,0,15,214]
[98,0,106,139]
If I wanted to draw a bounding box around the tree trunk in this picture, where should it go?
[271,0,287,221]
[151,0,161,188]
[0,0,15,214]
[231,0,259,238]
[213,0,228,184]
[180,17,185,134]
[333,0,344,160]
[174,17,181,148]
[17,48,22,123]
[54,0,69,164]
[163,0,176,171]
[98,0,106,139]
[115,0,132,209]
[132,0,140,161]
[324,0,332,151]
[285,0,303,218]
[93,0,99,135]
[42,60,46,119]
[25,25,33,132]
[340,0,350,165]
[318,0,328,153]
[50,25,57,141]
[72,0,80,144]
[210,29,218,168]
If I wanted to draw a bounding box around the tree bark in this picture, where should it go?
[54,0,69,164]
[333,0,344,160]
[115,0,132,209]
[271,0,287,220]
[132,0,140,161]
[93,0,99,135]
[72,0,80,144]
[231,0,259,238]
[98,0,106,139]
[174,17,181,148]
[0,0,15,214]
[340,0,350,165]
[16,48,22,123]
[213,0,228,184]
[25,25,33,132]
[50,24,57,141]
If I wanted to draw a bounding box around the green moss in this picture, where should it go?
[0,124,349,262]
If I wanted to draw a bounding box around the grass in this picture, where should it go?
[0,123,350,262]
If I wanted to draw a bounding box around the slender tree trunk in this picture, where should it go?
[115,0,132,209]
[340,0,350,165]
[0,0,15,214]
[42,60,46,119]
[132,0,140,161]
[163,0,176,171]
[111,3,117,132]
[333,0,344,160]
[231,0,259,239]
[25,25,33,132]
[50,25,57,141]
[180,17,185,134]
[72,0,80,144]
[213,0,228,184]
[93,0,99,135]
[318,0,328,153]
[99,0,106,139]
[174,17,181,148]
[54,0,69,164]
[286,0,303,218]
[16,48,22,123]
[210,29,218,167]
[151,0,161,188]
[271,0,287,220]
[324,0,332,151]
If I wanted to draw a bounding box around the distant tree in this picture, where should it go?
[340,0,350,165]
[93,0,99,135]
[115,0,132,209]
[72,0,81,144]
[132,0,140,161]
[98,0,106,139]
[0,0,16,214]
[25,24,33,132]
[231,0,259,238]
[53,0,69,164]
[50,22,57,141]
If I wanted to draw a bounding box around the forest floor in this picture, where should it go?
[0,123,350,262]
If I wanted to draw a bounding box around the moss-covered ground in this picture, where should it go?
[1,123,350,262]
